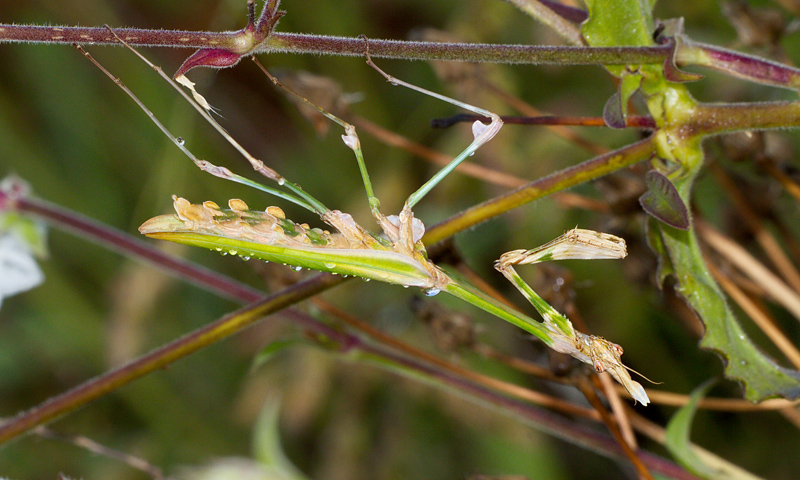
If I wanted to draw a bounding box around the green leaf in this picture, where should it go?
[639,170,690,230]
[582,0,655,49]
[252,398,310,480]
[604,72,645,128]
[646,217,674,286]
[654,222,800,401]
[665,380,766,480]
[665,380,719,478]
[251,339,305,373]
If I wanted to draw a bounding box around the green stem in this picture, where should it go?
[685,101,800,138]
[424,136,656,244]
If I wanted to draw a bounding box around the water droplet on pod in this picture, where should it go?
[423,287,441,297]
[176,137,185,146]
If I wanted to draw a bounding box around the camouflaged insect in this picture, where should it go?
[140,196,450,292]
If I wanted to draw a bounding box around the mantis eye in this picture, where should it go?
[593,359,606,373]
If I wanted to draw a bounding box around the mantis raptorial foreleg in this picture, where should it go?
[494,229,650,405]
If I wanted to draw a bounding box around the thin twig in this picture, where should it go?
[706,259,800,369]
[312,298,600,420]
[577,378,654,480]
[709,163,800,293]
[699,220,800,324]
[34,426,166,480]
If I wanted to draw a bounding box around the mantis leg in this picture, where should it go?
[251,58,384,219]
[494,228,650,405]
[362,40,503,209]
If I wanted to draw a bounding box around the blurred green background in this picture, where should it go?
[1,0,799,478]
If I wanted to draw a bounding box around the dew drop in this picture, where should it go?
[364,278,370,282]
[324,262,336,269]
[423,287,441,297]
[214,247,223,252]
[740,360,748,366]
[228,250,237,256]
[242,256,251,261]
[292,266,302,272]
[176,137,185,146]
[221,251,228,256]
[277,178,286,186]
[739,334,746,340]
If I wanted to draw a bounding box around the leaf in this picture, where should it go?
[602,91,625,128]
[251,339,305,372]
[603,73,643,128]
[665,380,720,479]
[174,48,244,78]
[582,0,660,83]
[639,170,690,230]
[645,216,674,285]
[653,222,800,401]
[582,0,655,49]
[654,18,704,83]
[665,380,765,480]
[251,397,310,480]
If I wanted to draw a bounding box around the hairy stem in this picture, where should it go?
[0,24,672,65]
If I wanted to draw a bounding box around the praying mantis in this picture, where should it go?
[92,29,649,406]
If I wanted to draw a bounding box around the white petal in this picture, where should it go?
[0,234,44,308]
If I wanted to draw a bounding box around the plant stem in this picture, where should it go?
[501,0,585,45]
[12,194,264,303]
[0,24,672,65]
[265,33,671,64]
[424,136,656,244]
[355,345,699,480]
[677,39,800,91]
[0,273,344,445]
[686,101,800,137]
